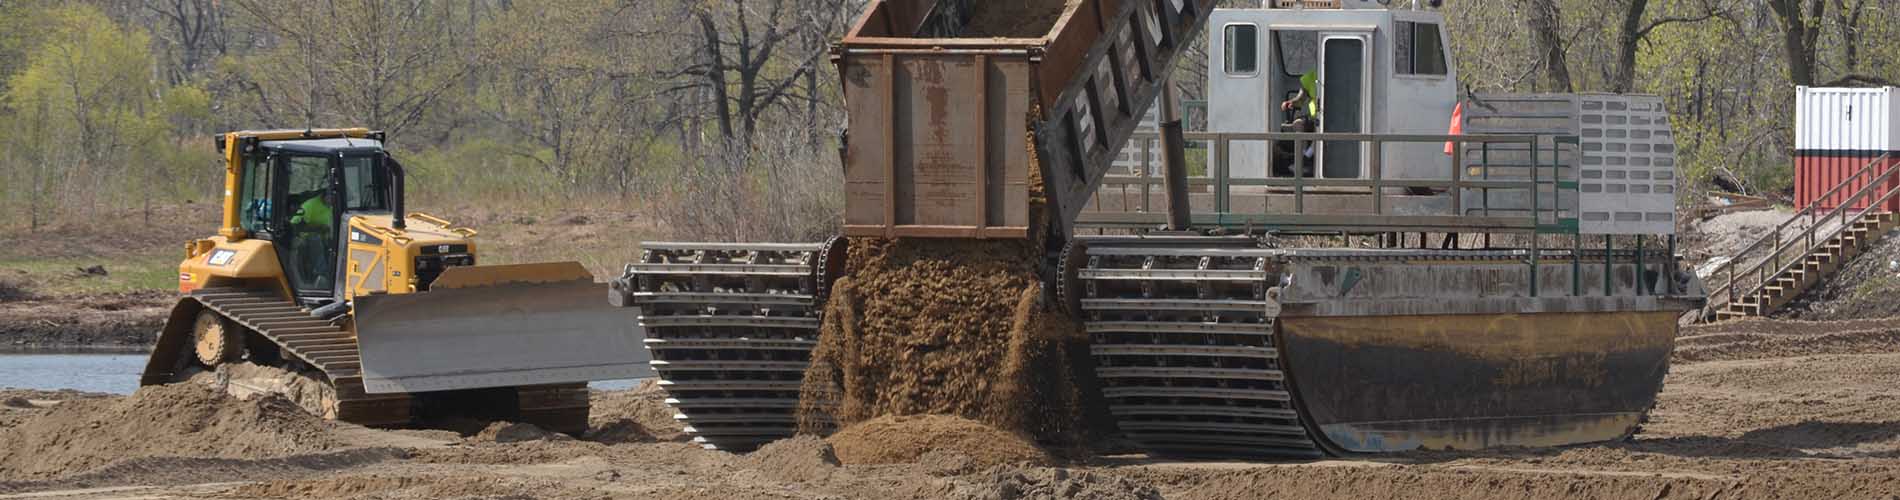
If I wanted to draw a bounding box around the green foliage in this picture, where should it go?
[403,137,569,208]
[0,4,208,229]
[1442,0,1900,197]
[2,0,1896,235]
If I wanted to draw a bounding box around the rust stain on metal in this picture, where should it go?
[1281,311,1675,360]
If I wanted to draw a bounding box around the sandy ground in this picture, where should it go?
[3,317,1899,499]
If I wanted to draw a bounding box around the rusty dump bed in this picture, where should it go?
[1065,239,1704,457]
[838,0,1218,239]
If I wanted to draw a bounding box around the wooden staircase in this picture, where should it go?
[1706,153,1899,322]
[1711,212,1896,320]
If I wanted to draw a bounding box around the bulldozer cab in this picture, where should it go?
[236,137,394,302]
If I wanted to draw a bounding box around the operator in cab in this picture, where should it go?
[1275,71,1319,177]
[289,179,337,289]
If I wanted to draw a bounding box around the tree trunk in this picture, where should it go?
[1610,0,1650,93]
[1522,0,1573,92]
[1836,0,1865,73]
[1767,0,1826,87]
[698,12,735,142]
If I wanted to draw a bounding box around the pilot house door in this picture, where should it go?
[1319,34,1369,179]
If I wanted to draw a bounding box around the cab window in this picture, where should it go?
[1223,24,1258,75]
[237,153,273,233]
[285,156,330,201]
[1395,21,1447,76]
[339,155,388,212]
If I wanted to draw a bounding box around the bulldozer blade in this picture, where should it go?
[354,263,653,394]
[1279,309,1678,454]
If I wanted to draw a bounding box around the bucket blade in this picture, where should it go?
[1280,310,1677,453]
[353,263,652,394]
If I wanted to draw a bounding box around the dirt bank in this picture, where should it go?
[0,384,342,481]
[0,292,168,349]
[797,238,1109,451]
[0,389,114,428]
[1676,317,1900,362]
[1781,229,1900,320]
[1682,208,1799,275]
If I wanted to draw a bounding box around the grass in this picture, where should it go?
[449,208,659,281]
[0,253,180,298]
[0,199,666,299]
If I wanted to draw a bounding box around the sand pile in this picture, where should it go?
[229,474,586,500]
[949,466,1163,500]
[467,421,573,444]
[960,0,1074,38]
[0,383,341,480]
[586,380,683,444]
[796,237,1109,450]
[745,435,840,483]
[825,414,1050,468]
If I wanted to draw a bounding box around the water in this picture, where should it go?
[0,353,648,394]
[0,353,145,394]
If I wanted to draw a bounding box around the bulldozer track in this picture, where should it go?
[163,288,588,433]
[1067,245,1325,458]
[624,242,835,451]
[185,288,410,427]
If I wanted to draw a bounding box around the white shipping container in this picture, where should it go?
[1796,86,1898,152]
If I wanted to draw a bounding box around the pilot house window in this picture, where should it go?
[1224,24,1258,75]
[1395,21,1447,76]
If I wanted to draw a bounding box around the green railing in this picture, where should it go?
[1080,131,1580,235]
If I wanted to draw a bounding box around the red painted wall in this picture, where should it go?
[1795,153,1900,212]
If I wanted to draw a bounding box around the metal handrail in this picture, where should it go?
[1706,153,1897,319]
[1095,130,1575,232]
[1710,154,1900,315]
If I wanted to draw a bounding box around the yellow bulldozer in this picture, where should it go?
[141,128,651,434]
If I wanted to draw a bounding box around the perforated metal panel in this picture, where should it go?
[1578,94,1676,235]
[1458,93,1677,235]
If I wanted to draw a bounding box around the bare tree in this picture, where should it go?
[226,0,474,137]
[664,0,853,153]
[147,0,227,84]
[1608,0,1728,93]
[1521,0,1572,92]
[1765,0,1826,86]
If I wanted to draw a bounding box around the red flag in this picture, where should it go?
[1443,101,1465,156]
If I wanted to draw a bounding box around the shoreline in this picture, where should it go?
[0,345,150,354]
